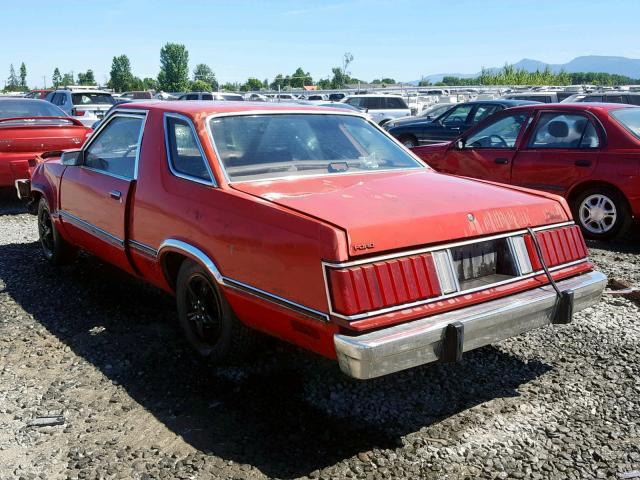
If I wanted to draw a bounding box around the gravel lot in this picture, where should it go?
[0,195,638,480]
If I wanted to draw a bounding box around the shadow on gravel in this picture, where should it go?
[0,240,554,478]
[0,191,27,216]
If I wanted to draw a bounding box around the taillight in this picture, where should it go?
[525,225,587,270]
[72,108,85,116]
[328,253,441,316]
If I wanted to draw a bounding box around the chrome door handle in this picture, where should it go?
[109,190,122,200]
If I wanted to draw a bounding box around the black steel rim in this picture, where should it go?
[38,208,54,258]
[185,273,223,345]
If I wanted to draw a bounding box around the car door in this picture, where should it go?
[439,110,533,184]
[510,111,601,195]
[59,111,146,273]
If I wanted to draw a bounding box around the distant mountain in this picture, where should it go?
[410,56,640,84]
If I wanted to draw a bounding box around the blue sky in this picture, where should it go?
[2,0,638,88]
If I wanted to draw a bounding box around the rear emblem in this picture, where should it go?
[353,243,375,251]
[467,213,475,222]
[71,137,82,144]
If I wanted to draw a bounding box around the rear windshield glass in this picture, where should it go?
[610,108,640,140]
[209,114,424,182]
[0,99,67,119]
[72,93,115,105]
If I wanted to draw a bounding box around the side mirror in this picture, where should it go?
[61,150,84,166]
[455,139,466,150]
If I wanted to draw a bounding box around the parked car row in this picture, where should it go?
[14,101,606,380]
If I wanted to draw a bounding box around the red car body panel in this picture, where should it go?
[413,103,640,220]
[29,101,596,360]
[0,117,91,187]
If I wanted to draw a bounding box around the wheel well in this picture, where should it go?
[162,252,189,291]
[567,181,630,212]
[28,190,43,215]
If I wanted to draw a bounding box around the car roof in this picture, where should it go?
[464,99,540,106]
[53,89,112,94]
[115,100,351,116]
[345,94,404,98]
[504,102,637,113]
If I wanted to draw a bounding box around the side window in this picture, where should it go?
[385,97,407,109]
[202,93,213,100]
[629,95,640,106]
[185,94,198,100]
[345,97,364,108]
[364,97,383,109]
[84,115,144,178]
[466,113,530,148]
[165,116,213,182]
[441,104,473,126]
[471,105,500,124]
[585,95,603,102]
[604,95,624,104]
[529,113,600,149]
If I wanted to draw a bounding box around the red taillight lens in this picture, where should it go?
[72,108,85,116]
[525,225,588,270]
[328,253,442,316]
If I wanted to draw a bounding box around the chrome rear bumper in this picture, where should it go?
[334,270,606,379]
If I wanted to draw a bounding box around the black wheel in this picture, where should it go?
[37,197,77,265]
[398,135,418,148]
[176,260,256,362]
[572,187,632,240]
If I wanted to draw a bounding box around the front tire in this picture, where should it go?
[37,197,77,265]
[572,187,631,240]
[176,260,256,363]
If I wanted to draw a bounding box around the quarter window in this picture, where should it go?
[529,113,600,149]
[466,113,530,148]
[471,105,500,124]
[84,115,144,178]
[165,116,212,182]
[441,104,473,126]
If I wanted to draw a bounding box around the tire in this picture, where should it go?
[37,197,77,265]
[572,187,632,240]
[176,259,256,363]
[398,135,418,148]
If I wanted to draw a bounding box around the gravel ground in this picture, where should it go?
[0,196,638,480]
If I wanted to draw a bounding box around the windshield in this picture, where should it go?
[0,99,67,119]
[71,93,115,105]
[209,114,424,182]
[610,108,640,140]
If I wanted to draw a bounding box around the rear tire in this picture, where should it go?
[37,197,77,265]
[176,260,256,363]
[572,187,631,240]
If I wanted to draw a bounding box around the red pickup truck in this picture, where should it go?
[20,101,606,379]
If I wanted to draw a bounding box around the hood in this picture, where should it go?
[232,170,569,257]
[387,117,435,129]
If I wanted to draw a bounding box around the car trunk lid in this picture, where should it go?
[231,170,569,257]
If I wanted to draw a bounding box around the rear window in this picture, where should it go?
[71,93,115,105]
[0,99,68,119]
[208,114,423,182]
[610,108,640,140]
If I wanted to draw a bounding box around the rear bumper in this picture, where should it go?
[334,270,606,379]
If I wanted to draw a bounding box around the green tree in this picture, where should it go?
[193,63,218,91]
[190,79,211,92]
[19,62,27,88]
[240,77,263,92]
[52,68,62,88]
[270,74,286,90]
[130,77,144,90]
[290,67,312,88]
[109,55,133,92]
[142,77,158,90]
[158,43,189,92]
[6,64,18,90]
[220,82,239,91]
[61,72,74,86]
[77,69,96,85]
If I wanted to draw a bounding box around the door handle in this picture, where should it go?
[494,158,509,165]
[574,160,592,167]
[109,190,122,200]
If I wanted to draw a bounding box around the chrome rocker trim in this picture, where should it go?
[334,270,606,380]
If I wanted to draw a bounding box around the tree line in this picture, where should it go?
[423,64,640,87]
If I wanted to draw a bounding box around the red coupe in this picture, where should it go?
[413,103,640,240]
[20,102,605,379]
[0,98,92,189]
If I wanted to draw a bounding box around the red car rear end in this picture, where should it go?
[0,99,92,189]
